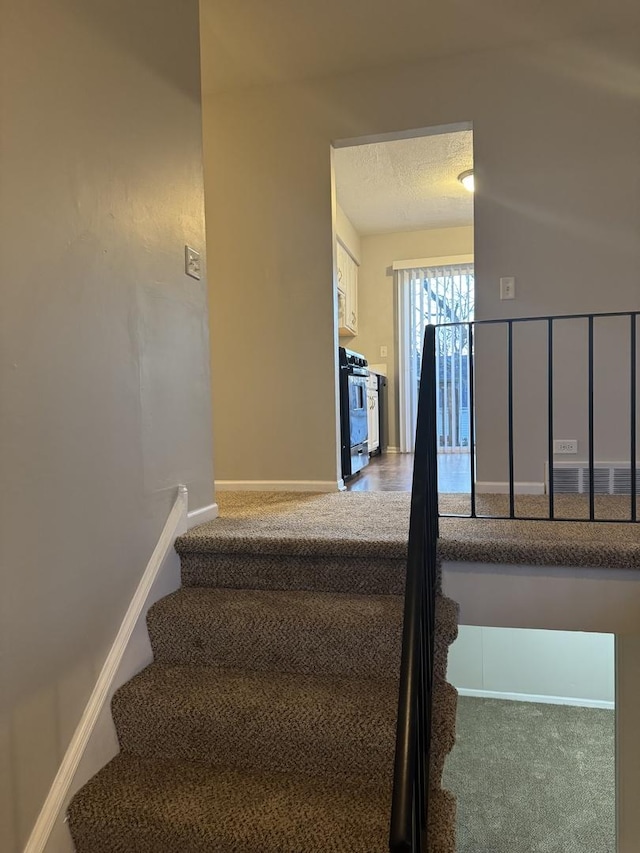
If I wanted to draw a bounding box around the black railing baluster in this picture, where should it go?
[469,323,477,517]
[631,315,637,523]
[547,318,555,520]
[507,321,515,518]
[418,562,427,831]
[390,324,439,853]
[416,678,425,831]
[588,316,595,521]
[428,329,439,538]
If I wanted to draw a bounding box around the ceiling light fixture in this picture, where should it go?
[458,169,474,192]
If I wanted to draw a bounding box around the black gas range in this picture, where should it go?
[338,347,369,480]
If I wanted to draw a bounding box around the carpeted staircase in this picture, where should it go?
[68,492,460,852]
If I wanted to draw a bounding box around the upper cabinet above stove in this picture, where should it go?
[337,241,358,336]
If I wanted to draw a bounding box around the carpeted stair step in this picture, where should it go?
[147,585,456,683]
[429,679,458,789]
[147,587,404,679]
[436,595,459,646]
[112,663,398,780]
[434,595,459,679]
[67,752,392,853]
[69,492,460,852]
[178,549,408,595]
[427,787,457,853]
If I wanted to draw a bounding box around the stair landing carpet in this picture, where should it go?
[68,491,459,852]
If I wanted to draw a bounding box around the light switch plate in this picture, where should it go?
[500,276,515,299]
[380,345,388,358]
[185,246,201,280]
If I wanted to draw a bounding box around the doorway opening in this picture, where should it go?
[332,123,474,491]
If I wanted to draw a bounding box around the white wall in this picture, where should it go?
[336,203,361,264]
[202,26,640,486]
[448,626,614,706]
[0,3,213,850]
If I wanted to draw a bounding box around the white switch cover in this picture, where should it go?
[185,246,201,280]
[380,345,388,358]
[500,276,515,300]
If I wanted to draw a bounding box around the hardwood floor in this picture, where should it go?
[346,453,415,491]
[346,452,471,493]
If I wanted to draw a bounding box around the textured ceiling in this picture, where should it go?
[199,0,640,94]
[334,131,474,235]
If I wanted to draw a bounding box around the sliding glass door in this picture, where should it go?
[397,262,474,453]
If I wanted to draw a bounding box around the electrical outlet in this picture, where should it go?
[380,345,388,358]
[554,439,578,454]
[500,276,516,300]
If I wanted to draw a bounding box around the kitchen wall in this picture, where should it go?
[0,2,213,850]
[350,225,473,449]
[336,203,361,264]
[202,26,640,487]
[449,627,615,706]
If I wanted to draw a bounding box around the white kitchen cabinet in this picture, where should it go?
[367,373,380,454]
[337,241,358,336]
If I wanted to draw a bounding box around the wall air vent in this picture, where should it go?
[545,462,640,495]
[551,466,580,494]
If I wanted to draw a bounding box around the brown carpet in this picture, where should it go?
[67,491,460,852]
[178,491,639,570]
[441,492,636,521]
[440,494,639,569]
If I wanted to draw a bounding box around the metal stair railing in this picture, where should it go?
[389,310,639,851]
[437,310,638,523]
[389,324,439,852]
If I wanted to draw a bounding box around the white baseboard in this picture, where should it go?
[386,446,401,454]
[215,480,341,492]
[475,481,545,495]
[186,501,218,528]
[457,687,614,710]
[25,485,198,853]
